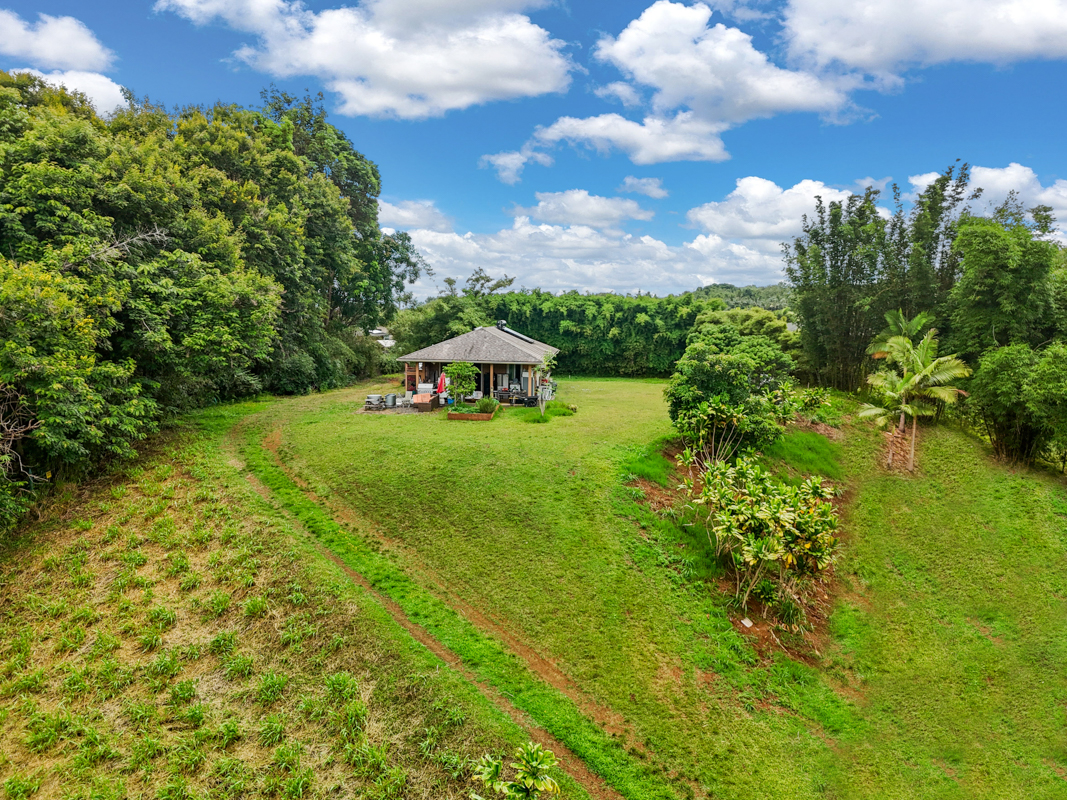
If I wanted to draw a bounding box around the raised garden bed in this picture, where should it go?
[447,405,499,421]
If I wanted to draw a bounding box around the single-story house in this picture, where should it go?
[397,321,559,400]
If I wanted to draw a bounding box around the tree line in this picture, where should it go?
[392,270,719,377]
[0,73,424,525]
[783,162,1067,465]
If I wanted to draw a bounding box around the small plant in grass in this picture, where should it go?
[157,776,192,800]
[257,671,289,705]
[243,596,268,618]
[272,742,304,773]
[166,552,190,576]
[345,737,389,776]
[139,628,164,653]
[287,583,307,606]
[259,714,286,746]
[471,741,560,798]
[283,768,313,800]
[90,631,121,658]
[373,766,408,800]
[178,573,202,592]
[148,648,182,682]
[169,738,206,774]
[209,632,236,657]
[125,700,158,730]
[169,680,197,706]
[211,758,250,798]
[331,700,368,741]
[3,773,41,800]
[214,719,242,749]
[129,736,166,771]
[223,654,254,681]
[95,660,134,699]
[324,672,359,703]
[204,590,231,618]
[56,625,86,654]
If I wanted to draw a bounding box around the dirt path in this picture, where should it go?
[226,424,625,800]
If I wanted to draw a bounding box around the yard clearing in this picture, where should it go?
[3,376,1067,798]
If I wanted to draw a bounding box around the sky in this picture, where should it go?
[3,0,1067,297]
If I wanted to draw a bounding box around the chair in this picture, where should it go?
[400,391,413,408]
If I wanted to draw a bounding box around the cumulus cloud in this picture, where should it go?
[15,69,126,114]
[156,0,573,119]
[483,1,849,180]
[784,0,1067,75]
[687,176,854,254]
[596,1,848,123]
[377,199,453,233]
[619,176,669,199]
[408,217,757,295]
[513,189,653,228]
[968,163,1067,241]
[594,81,643,107]
[0,10,114,71]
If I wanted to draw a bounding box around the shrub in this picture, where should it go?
[682,456,839,624]
[474,397,498,414]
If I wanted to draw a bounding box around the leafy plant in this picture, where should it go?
[681,456,839,621]
[471,741,560,798]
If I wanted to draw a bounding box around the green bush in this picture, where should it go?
[682,455,839,625]
[474,397,498,414]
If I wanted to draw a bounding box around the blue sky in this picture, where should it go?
[4,0,1067,296]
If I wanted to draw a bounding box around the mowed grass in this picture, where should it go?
[235,377,1067,799]
[0,425,539,800]
[823,423,1067,798]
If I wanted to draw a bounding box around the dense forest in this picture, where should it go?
[0,73,425,524]
[391,271,725,376]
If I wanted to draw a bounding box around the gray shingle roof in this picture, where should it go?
[398,326,558,365]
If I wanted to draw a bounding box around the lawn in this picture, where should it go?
[5,375,1067,799]
[233,376,1067,799]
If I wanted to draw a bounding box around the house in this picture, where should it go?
[397,321,559,399]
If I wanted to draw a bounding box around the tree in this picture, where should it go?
[860,329,971,470]
[968,342,1067,465]
[442,361,478,407]
[948,204,1059,360]
[866,309,936,360]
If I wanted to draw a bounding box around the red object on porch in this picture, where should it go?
[437,373,446,394]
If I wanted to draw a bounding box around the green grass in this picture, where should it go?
[222,376,1067,799]
[0,420,554,800]
[762,429,845,482]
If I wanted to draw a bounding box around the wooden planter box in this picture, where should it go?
[447,405,499,421]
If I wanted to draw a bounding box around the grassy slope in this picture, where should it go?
[0,418,541,800]
[826,423,1067,798]
[5,377,1066,799]
[243,379,845,798]
[245,377,1067,799]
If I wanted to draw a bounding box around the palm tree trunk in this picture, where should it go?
[909,415,918,472]
[898,412,906,434]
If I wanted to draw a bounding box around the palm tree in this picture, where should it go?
[864,331,972,470]
[866,309,936,360]
[858,371,928,468]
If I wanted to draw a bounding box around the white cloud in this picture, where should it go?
[784,0,1067,74]
[595,1,848,123]
[0,10,114,71]
[513,189,653,228]
[970,163,1067,238]
[482,1,850,179]
[156,0,573,119]
[533,112,730,165]
[687,176,854,253]
[619,175,669,199]
[16,69,126,114]
[594,81,643,107]
[479,147,554,185]
[377,199,452,233]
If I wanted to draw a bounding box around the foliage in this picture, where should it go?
[471,742,560,799]
[442,361,478,403]
[681,455,839,619]
[784,164,976,389]
[664,336,793,458]
[0,72,426,525]
[474,397,499,414]
[967,342,1067,464]
[947,203,1060,360]
[393,274,711,377]
[858,327,971,470]
[687,282,793,310]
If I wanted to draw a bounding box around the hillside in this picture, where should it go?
[2,377,1067,798]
